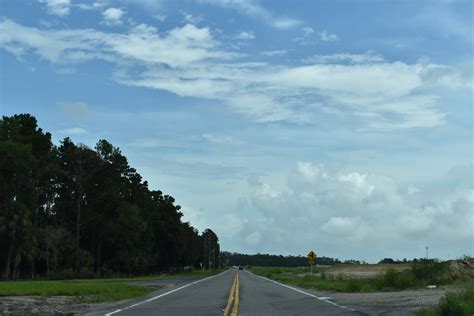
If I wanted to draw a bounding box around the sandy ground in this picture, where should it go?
[324,263,412,279]
[328,288,454,315]
[0,296,121,315]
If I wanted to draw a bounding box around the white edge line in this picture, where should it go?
[104,270,229,315]
[247,270,357,312]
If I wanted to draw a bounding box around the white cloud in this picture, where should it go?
[183,13,203,24]
[75,2,105,10]
[199,0,302,29]
[1,19,469,129]
[235,31,255,40]
[303,52,385,64]
[58,127,87,135]
[241,162,474,261]
[102,8,125,26]
[261,50,287,57]
[39,0,70,17]
[318,30,338,42]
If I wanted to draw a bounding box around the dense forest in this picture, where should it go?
[0,114,220,279]
[222,252,344,267]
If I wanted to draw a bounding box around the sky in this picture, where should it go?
[0,0,473,263]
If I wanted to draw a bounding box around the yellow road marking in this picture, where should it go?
[230,272,239,316]
[223,272,237,316]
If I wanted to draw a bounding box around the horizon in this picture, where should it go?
[1,0,473,263]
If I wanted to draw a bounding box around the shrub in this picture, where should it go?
[411,259,448,284]
[438,288,474,316]
[375,268,417,290]
[346,279,364,292]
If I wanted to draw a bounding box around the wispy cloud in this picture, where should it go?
[1,19,468,129]
[202,133,244,145]
[183,13,204,24]
[318,30,338,42]
[235,31,255,40]
[199,0,302,29]
[260,50,287,57]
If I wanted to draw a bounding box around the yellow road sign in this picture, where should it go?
[307,251,317,261]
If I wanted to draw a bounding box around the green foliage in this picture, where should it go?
[412,260,449,284]
[374,269,417,290]
[418,287,474,316]
[1,114,219,280]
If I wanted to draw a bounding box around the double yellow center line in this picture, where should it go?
[223,271,240,316]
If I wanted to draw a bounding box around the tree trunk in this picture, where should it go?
[4,233,15,279]
[12,249,21,279]
[75,181,82,273]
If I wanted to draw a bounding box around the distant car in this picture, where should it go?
[238,266,243,270]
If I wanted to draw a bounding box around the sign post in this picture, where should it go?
[307,251,317,274]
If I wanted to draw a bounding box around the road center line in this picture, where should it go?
[230,272,239,316]
[247,271,357,312]
[223,272,237,316]
[105,270,229,316]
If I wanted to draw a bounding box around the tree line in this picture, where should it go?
[221,252,343,267]
[0,114,220,279]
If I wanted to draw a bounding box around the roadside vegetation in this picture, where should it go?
[250,259,474,293]
[417,287,474,316]
[0,269,223,302]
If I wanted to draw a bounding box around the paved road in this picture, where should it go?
[89,269,362,316]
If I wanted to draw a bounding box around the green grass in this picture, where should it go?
[0,269,225,302]
[0,280,152,302]
[417,287,474,316]
[250,264,474,293]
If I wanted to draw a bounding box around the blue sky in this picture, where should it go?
[0,0,473,262]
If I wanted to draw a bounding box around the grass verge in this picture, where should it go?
[0,280,152,302]
[250,262,474,293]
[0,269,224,302]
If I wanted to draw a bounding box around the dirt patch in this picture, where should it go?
[325,264,412,279]
[0,296,121,315]
[315,287,455,315]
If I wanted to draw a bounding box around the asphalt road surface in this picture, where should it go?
[89,269,364,316]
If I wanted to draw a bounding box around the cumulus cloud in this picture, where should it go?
[0,19,469,129]
[239,162,474,261]
[39,0,71,17]
[102,8,126,26]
